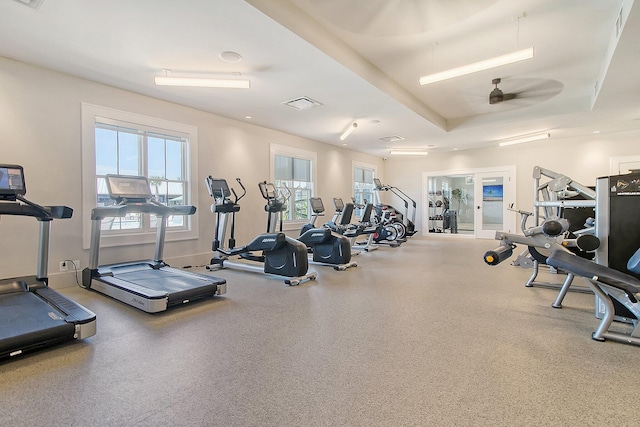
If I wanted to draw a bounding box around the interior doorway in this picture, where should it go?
[423,166,516,239]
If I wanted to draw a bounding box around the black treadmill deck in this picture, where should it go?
[94,262,226,307]
[0,291,76,359]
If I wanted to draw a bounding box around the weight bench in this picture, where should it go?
[546,250,640,346]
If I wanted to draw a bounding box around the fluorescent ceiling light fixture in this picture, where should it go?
[389,149,429,156]
[499,132,550,147]
[419,47,535,85]
[340,122,358,141]
[154,76,250,88]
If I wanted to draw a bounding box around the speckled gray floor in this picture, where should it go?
[1,237,638,426]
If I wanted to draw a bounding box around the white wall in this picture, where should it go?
[383,131,640,234]
[3,55,638,286]
[0,57,382,286]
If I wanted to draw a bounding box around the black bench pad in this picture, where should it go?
[547,250,640,302]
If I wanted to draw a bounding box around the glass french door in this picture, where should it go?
[425,167,515,238]
[427,174,475,235]
[474,172,511,239]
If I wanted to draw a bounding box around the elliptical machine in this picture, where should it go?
[205,176,316,286]
[258,182,356,270]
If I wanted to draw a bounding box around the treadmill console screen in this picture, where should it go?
[105,175,152,200]
[0,164,26,198]
[332,197,344,211]
[209,178,231,200]
[310,197,324,212]
[373,178,382,189]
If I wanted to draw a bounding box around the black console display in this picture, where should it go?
[310,197,324,212]
[332,197,344,211]
[0,164,26,198]
[105,175,152,200]
[209,178,231,200]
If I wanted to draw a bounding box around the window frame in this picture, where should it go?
[352,161,378,217]
[94,122,190,234]
[269,143,317,230]
[81,103,199,249]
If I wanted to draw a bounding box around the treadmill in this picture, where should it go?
[82,174,226,313]
[0,164,96,360]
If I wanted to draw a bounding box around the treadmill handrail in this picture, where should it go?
[91,203,196,220]
[0,201,72,220]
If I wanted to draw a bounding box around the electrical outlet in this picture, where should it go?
[59,260,80,272]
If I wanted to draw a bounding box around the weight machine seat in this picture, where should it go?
[546,250,640,301]
[547,249,640,346]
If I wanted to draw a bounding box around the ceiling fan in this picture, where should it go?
[489,78,515,104]
[487,77,563,106]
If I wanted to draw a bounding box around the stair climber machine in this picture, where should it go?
[205,176,316,286]
[0,164,96,360]
[259,182,356,270]
[373,178,418,238]
[82,174,227,313]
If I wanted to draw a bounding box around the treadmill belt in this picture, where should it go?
[110,266,218,294]
[0,292,75,357]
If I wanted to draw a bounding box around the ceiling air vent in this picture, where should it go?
[14,0,45,8]
[379,135,405,142]
[282,96,323,111]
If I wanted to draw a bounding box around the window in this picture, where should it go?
[95,123,188,231]
[270,144,316,225]
[353,164,376,216]
[82,104,199,248]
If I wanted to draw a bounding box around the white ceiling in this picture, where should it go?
[1,0,638,158]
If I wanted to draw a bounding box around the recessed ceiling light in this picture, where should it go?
[220,51,242,63]
[593,130,601,134]
[245,116,252,119]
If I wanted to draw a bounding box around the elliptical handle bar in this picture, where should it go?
[234,177,247,203]
[281,182,292,203]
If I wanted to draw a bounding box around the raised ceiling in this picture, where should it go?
[0,0,638,157]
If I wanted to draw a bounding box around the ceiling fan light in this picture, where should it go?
[489,87,504,104]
